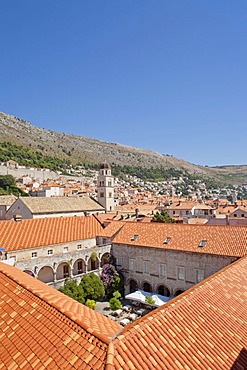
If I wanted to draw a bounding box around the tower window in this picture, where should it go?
[100,192,104,198]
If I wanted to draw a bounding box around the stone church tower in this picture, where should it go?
[97,161,115,212]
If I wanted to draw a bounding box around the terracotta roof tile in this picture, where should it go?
[0,262,121,369]
[112,222,247,257]
[112,256,247,369]
[0,215,103,252]
[97,221,125,238]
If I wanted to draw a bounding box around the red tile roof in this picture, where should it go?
[111,256,247,369]
[0,215,103,252]
[1,256,247,369]
[112,222,247,257]
[97,221,125,238]
[0,262,121,369]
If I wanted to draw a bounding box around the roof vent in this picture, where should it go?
[131,234,138,241]
[198,240,207,248]
[13,214,22,222]
[163,237,171,244]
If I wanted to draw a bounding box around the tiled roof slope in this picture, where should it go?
[0,195,17,206]
[0,215,103,251]
[0,262,121,369]
[112,222,247,257]
[111,256,247,370]
[97,221,125,238]
[15,196,104,214]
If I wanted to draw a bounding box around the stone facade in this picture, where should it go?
[112,243,237,297]
[6,241,111,289]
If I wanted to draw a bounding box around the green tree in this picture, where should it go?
[85,299,96,310]
[145,296,155,305]
[0,175,16,189]
[152,210,175,223]
[109,291,122,311]
[80,272,105,301]
[59,279,85,304]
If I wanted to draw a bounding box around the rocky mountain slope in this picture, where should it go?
[0,111,246,185]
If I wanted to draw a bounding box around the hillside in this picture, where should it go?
[0,111,246,185]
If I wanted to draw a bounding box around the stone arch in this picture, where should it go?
[156,284,171,297]
[143,281,152,293]
[174,289,184,297]
[88,256,99,271]
[37,266,54,283]
[128,278,138,293]
[23,269,35,277]
[100,252,111,267]
[56,262,70,281]
[73,258,86,276]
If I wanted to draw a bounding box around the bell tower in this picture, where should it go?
[97,161,115,212]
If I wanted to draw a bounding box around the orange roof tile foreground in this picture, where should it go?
[0,262,121,370]
[1,254,247,369]
[111,256,247,370]
[112,222,247,257]
[1,256,247,369]
[0,215,103,252]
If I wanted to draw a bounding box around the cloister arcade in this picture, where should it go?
[23,251,111,285]
[127,279,180,298]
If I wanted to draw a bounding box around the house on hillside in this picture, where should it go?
[5,196,105,219]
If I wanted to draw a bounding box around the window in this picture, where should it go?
[31,252,37,258]
[173,210,176,215]
[234,214,237,217]
[100,192,104,198]
[143,261,150,274]
[108,181,112,186]
[47,249,53,255]
[63,264,69,278]
[116,257,122,267]
[109,192,112,198]
[198,240,207,248]
[163,237,171,245]
[159,263,166,277]
[63,247,68,253]
[102,238,107,245]
[178,266,185,281]
[78,260,83,273]
[130,234,138,241]
[196,270,204,283]
[77,244,82,250]
[241,214,245,218]
[129,258,135,272]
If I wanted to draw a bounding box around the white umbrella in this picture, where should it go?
[151,294,171,307]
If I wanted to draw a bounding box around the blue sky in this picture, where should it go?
[1,1,247,166]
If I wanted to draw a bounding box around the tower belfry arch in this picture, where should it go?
[97,161,115,212]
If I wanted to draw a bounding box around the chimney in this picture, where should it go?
[13,214,22,222]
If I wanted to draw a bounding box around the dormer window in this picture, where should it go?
[198,240,207,248]
[131,234,138,241]
[163,237,171,245]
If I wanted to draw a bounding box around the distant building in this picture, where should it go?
[97,161,115,212]
[5,196,105,220]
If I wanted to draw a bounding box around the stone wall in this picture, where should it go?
[112,243,237,296]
